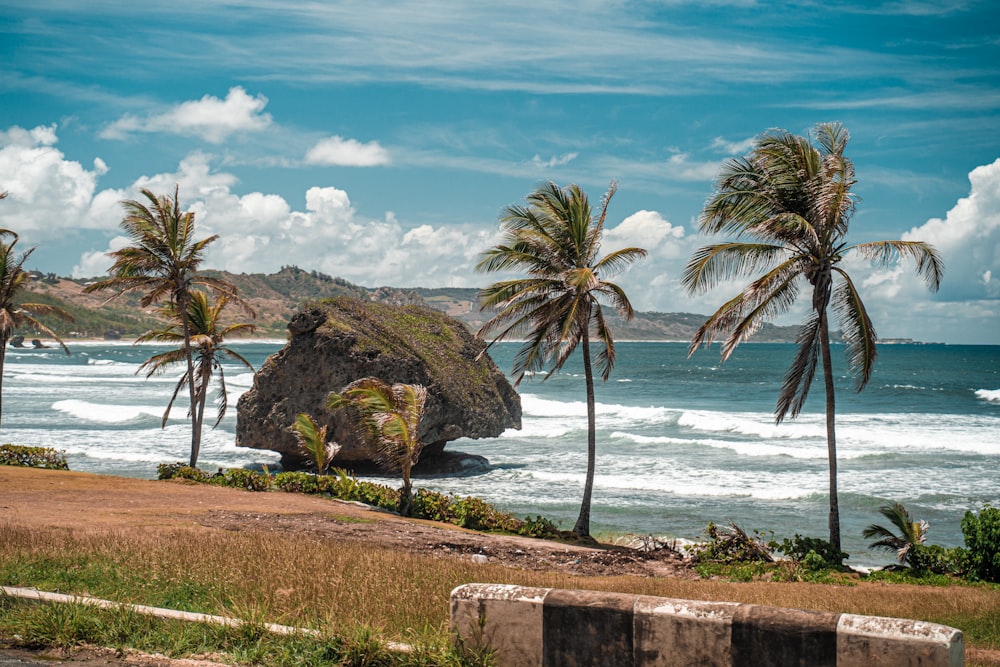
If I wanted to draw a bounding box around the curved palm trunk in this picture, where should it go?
[0,338,6,431]
[179,297,202,468]
[399,461,414,517]
[573,329,597,538]
[819,310,841,555]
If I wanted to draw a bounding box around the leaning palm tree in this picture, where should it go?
[0,231,74,429]
[135,290,256,466]
[85,186,251,466]
[682,123,943,553]
[476,181,647,538]
[328,378,428,516]
[863,501,928,568]
[291,412,341,475]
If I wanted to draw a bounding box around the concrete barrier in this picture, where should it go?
[451,584,964,667]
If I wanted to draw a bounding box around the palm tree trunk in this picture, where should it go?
[819,310,841,555]
[179,295,201,468]
[573,328,597,538]
[0,337,7,431]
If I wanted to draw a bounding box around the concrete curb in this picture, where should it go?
[451,583,964,666]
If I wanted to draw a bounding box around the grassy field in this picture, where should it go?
[2,519,999,665]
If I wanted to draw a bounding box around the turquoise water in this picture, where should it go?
[3,340,998,566]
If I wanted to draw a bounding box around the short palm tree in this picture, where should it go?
[682,123,943,553]
[291,412,341,475]
[476,181,647,538]
[0,231,74,430]
[85,186,251,466]
[863,501,928,567]
[136,290,256,466]
[328,378,428,516]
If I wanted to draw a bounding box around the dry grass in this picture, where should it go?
[3,521,998,653]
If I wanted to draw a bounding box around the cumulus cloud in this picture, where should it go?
[72,152,492,288]
[600,210,705,313]
[304,135,391,167]
[100,87,272,143]
[0,124,115,239]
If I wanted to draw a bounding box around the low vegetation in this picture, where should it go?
[0,444,68,470]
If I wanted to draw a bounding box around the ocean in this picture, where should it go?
[3,340,998,567]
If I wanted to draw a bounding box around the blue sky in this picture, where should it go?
[1,1,999,343]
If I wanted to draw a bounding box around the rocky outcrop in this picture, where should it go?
[236,297,521,473]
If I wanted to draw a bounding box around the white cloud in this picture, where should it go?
[710,135,756,155]
[304,136,391,167]
[0,124,114,240]
[531,152,579,169]
[100,87,272,143]
[846,157,1000,341]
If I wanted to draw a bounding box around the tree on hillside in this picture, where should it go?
[85,186,253,467]
[0,230,74,430]
[476,181,646,538]
[327,378,428,516]
[682,123,943,554]
[136,290,256,464]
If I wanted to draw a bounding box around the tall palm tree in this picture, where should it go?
[476,181,647,538]
[135,290,256,466]
[328,378,428,516]
[0,231,74,429]
[863,501,928,568]
[85,186,251,467]
[682,123,943,553]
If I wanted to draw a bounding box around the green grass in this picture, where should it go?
[3,521,999,665]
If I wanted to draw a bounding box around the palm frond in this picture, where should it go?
[831,270,877,391]
[775,314,822,422]
[852,240,944,291]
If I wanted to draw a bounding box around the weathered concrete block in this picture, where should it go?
[543,588,636,666]
[634,596,740,667]
[837,613,964,667]
[731,604,840,666]
[450,584,965,667]
[451,584,547,666]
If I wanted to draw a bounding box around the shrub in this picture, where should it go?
[772,534,848,568]
[213,468,271,492]
[156,463,209,482]
[411,488,455,523]
[962,505,1000,583]
[909,543,968,576]
[687,522,774,564]
[272,471,320,494]
[0,444,69,470]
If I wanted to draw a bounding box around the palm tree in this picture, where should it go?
[327,378,428,516]
[682,123,943,553]
[476,181,647,538]
[291,412,341,475]
[135,290,256,466]
[0,231,74,430]
[863,501,928,567]
[85,186,251,466]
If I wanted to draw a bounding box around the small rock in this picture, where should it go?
[470,554,489,564]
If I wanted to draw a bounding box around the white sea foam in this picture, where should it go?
[976,389,1000,403]
[677,409,822,439]
[52,399,171,424]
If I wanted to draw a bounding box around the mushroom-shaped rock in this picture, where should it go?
[236,297,521,473]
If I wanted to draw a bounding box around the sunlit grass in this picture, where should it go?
[3,519,999,663]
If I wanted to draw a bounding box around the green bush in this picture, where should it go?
[272,471,321,494]
[156,463,209,482]
[212,468,271,492]
[909,543,968,576]
[962,505,1000,583]
[411,488,455,523]
[0,444,69,470]
[772,534,848,568]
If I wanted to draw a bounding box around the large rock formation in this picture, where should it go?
[236,297,521,473]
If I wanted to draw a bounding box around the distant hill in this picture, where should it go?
[19,266,802,343]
